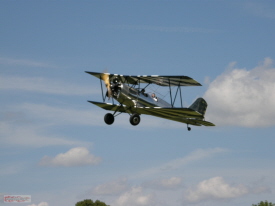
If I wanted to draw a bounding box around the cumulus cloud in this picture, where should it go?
[204,57,275,127]
[28,202,49,206]
[142,177,183,190]
[39,147,101,167]
[185,177,248,202]
[184,176,269,203]
[113,187,156,206]
[92,178,129,195]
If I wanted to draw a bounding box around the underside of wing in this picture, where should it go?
[88,101,128,113]
[135,107,215,126]
[85,71,201,86]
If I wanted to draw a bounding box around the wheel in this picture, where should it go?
[187,126,191,131]
[130,113,140,126]
[104,113,114,125]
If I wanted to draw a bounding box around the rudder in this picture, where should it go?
[189,97,207,116]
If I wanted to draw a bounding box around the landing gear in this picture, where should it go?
[130,113,140,126]
[104,112,141,126]
[187,125,191,131]
[104,113,114,125]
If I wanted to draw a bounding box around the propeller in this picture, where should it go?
[101,73,112,98]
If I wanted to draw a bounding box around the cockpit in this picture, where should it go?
[139,89,158,101]
[151,93,158,101]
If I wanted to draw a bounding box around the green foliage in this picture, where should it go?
[252,201,275,206]
[75,199,109,206]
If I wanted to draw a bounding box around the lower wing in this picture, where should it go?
[88,101,215,126]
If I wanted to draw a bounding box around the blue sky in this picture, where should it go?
[1,1,275,206]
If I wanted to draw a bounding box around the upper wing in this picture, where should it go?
[85,71,201,86]
[88,101,215,126]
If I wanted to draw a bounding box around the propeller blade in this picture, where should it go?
[101,73,112,98]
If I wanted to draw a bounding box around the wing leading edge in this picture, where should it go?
[85,71,201,86]
[88,101,215,127]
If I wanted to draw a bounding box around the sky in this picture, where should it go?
[1,1,275,206]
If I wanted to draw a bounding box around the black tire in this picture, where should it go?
[130,113,140,126]
[104,113,114,125]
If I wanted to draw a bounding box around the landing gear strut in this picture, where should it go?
[104,113,114,125]
[130,113,140,126]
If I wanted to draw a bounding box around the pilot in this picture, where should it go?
[140,89,148,97]
[151,93,158,101]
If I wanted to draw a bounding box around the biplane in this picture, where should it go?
[85,71,215,131]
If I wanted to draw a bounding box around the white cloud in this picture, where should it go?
[204,57,275,127]
[0,75,95,96]
[142,177,183,190]
[185,177,248,202]
[92,178,129,195]
[28,202,49,206]
[137,148,227,178]
[39,147,101,167]
[113,187,156,206]
[184,176,270,203]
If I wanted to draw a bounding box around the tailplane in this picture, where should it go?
[189,98,207,116]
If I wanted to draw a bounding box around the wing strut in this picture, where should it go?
[168,78,173,108]
[167,79,184,108]
[179,85,183,108]
[143,83,151,90]
[172,84,184,108]
[172,85,179,107]
[100,77,106,102]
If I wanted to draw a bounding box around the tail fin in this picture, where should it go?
[189,97,208,116]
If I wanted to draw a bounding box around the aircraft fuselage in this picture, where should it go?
[113,83,171,109]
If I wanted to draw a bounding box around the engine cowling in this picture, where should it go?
[110,78,121,98]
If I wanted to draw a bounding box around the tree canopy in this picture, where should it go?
[252,201,275,206]
[75,199,109,206]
